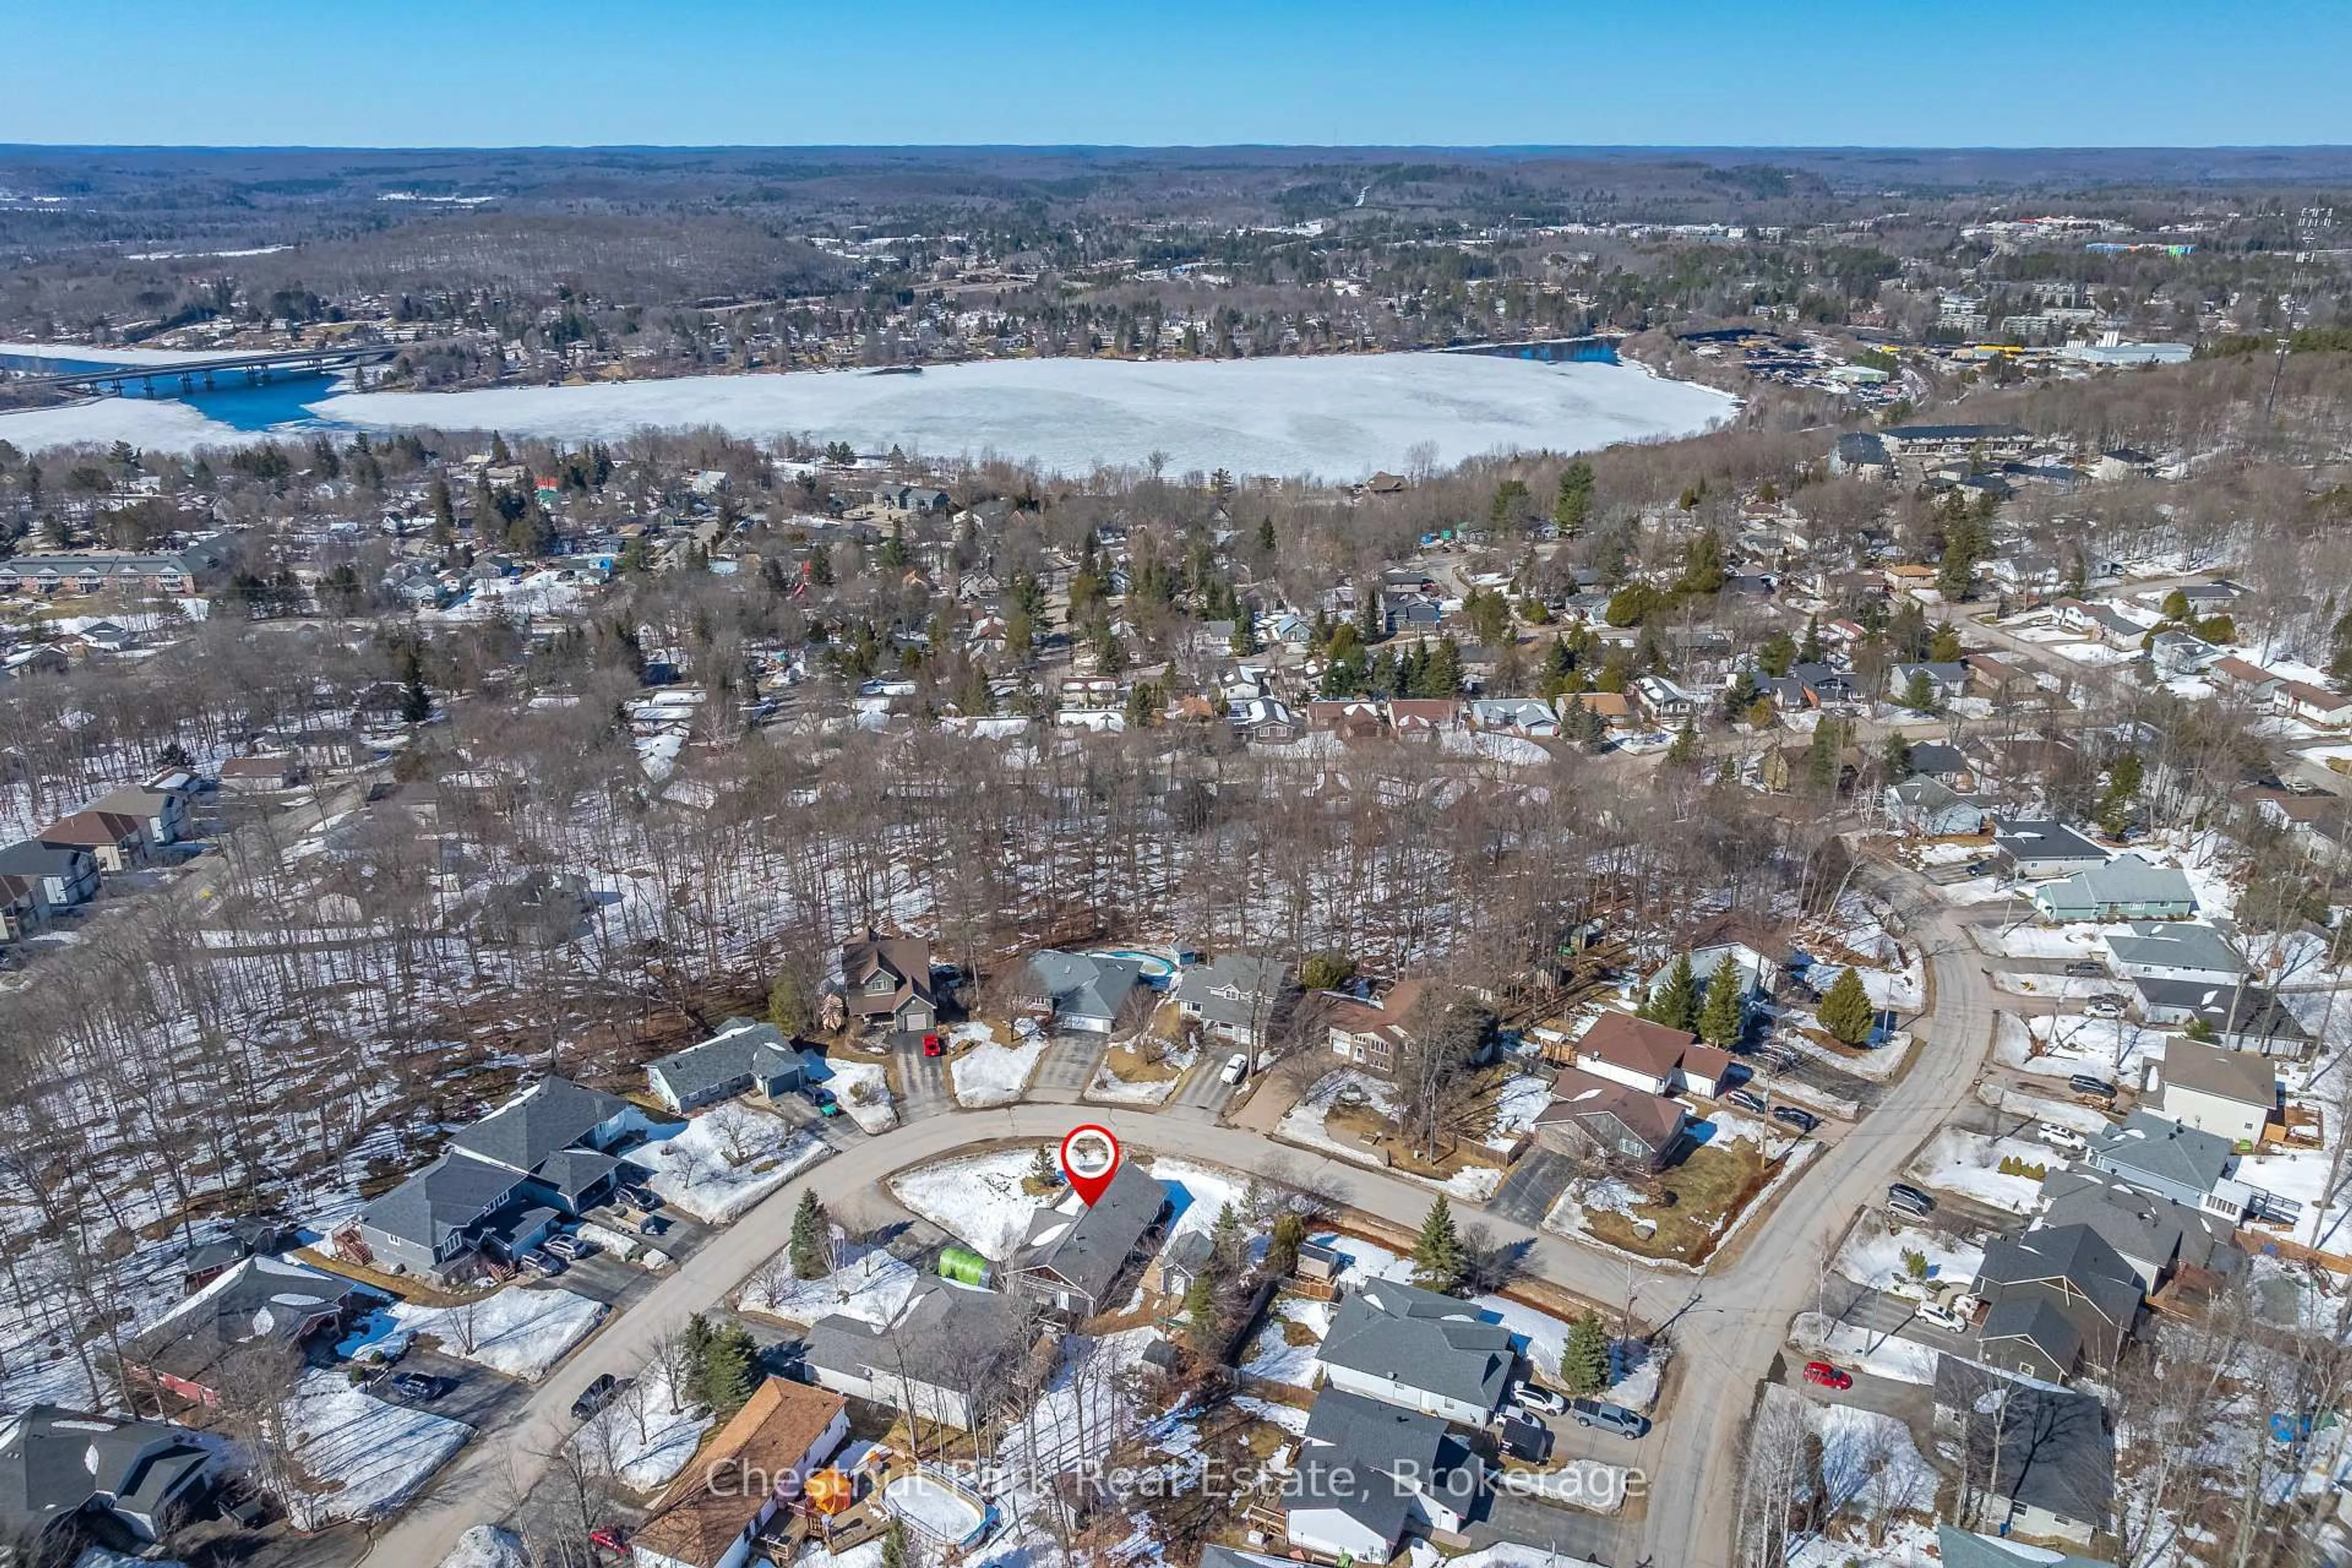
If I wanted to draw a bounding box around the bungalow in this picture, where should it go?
[122,1256,366,1409]
[1325,978,1430,1079]
[1534,1066,1691,1171]
[1284,1389,1479,1565]
[836,929,937,1033]
[2128,977,2310,1057]
[1466,697,1559,737]
[1026,949,1150,1034]
[2207,656,2284,705]
[1633,674,1700,724]
[2103,922,2244,986]
[0,1407,216,1561]
[1888,661,1970,706]
[2052,598,2145,649]
[2029,854,2196,922]
[344,1076,643,1282]
[0,840,99,911]
[0,873,46,940]
[1171,952,1291,1049]
[1932,1360,2115,1547]
[1966,652,2034,700]
[1904,741,1978,789]
[801,1278,1030,1430]
[2085,1110,2252,1222]
[37,809,148,873]
[2147,630,2222,679]
[630,1379,850,1568]
[1784,662,1861,707]
[1559,690,1633,731]
[646,1017,809,1114]
[1885,775,1989,836]
[1312,1278,1513,1425]
[217,754,306,794]
[2153,1039,2278,1145]
[2278,678,2352,728]
[1973,1224,2143,1381]
[1574,1012,1734,1098]
[1384,699,1462,734]
[87,785,191,847]
[1007,1163,1169,1317]
[1991,820,2108,880]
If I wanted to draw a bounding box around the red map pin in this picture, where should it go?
[1059,1124,1121,1207]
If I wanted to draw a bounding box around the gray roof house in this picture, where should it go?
[345,1077,641,1282]
[1991,820,2108,880]
[123,1255,367,1408]
[1885,775,1990,836]
[1934,1525,2105,1568]
[2154,1038,2280,1145]
[1008,1162,1170,1317]
[1171,953,1292,1047]
[1933,1359,2115,1547]
[2037,1167,2239,1292]
[1889,661,1971,704]
[1313,1277,1515,1425]
[0,840,100,911]
[2130,976,2310,1058]
[800,1278,1030,1431]
[2086,1110,2248,1220]
[2103,921,2245,986]
[2030,854,2196,922]
[1283,1388,1479,1565]
[1026,950,1151,1033]
[0,1406,216,1558]
[1974,1224,2143,1381]
[646,1016,809,1113]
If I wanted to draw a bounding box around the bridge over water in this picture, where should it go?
[0,343,399,399]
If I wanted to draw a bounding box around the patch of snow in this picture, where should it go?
[376,1286,607,1380]
[571,1355,712,1492]
[276,1367,471,1530]
[637,1106,832,1223]
[950,1026,1044,1107]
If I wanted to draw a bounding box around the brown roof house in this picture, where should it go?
[832,929,937,1034]
[1534,1067,1691,1171]
[1573,1013,1735,1098]
[630,1378,850,1568]
[1325,979,1431,1080]
[38,809,150,873]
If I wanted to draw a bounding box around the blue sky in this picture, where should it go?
[4,0,2347,148]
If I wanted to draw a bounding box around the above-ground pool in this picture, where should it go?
[1085,947,1176,981]
[882,1471,993,1547]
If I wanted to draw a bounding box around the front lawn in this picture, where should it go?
[1582,1139,1771,1264]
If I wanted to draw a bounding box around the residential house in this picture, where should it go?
[1384,699,1462,735]
[2148,630,2222,679]
[1325,978,1430,1079]
[1989,553,2065,597]
[1966,652,2036,702]
[2037,1168,2241,1294]
[37,809,148,873]
[1885,775,1990,836]
[1973,1224,2143,1381]
[1534,1067,1691,1171]
[1888,662,1970,706]
[345,1077,643,1282]
[0,1407,216,1561]
[2030,854,2196,922]
[0,873,44,941]
[1006,1162,1170,1317]
[1830,431,1890,480]
[2086,1110,2252,1223]
[1025,950,1150,1035]
[87,785,191,847]
[1992,820,2108,880]
[646,1017,809,1114]
[1465,698,1559,738]
[1574,1012,1735,1098]
[1171,953,1291,1049]
[2052,597,2145,649]
[217,754,306,793]
[2103,922,2245,986]
[629,1379,850,1568]
[1932,1360,2115,1547]
[0,840,99,911]
[1934,1525,2105,1568]
[122,1256,366,1409]
[2207,657,2284,706]
[1783,662,1861,708]
[1761,737,1864,794]
[835,929,938,1033]
[1904,741,1978,789]
[2278,678,2352,728]
[2152,1038,2277,1145]
[1283,1389,1479,1564]
[1230,696,1300,742]
[1,644,70,679]
[801,1279,1029,1430]
[1633,674,1700,725]
[1311,1278,1513,1425]
[2129,977,2310,1057]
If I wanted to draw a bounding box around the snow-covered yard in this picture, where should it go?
[1275,1068,1502,1199]
[1994,1009,2160,1083]
[277,1368,472,1530]
[434,1526,532,1568]
[1836,1212,1985,1293]
[572,1355,712,1492]
[889,1148,1049,1261]
[741,1241,921,1328]
[1240,1295,1331,1387]
[810,1055,896,1133]
[1789,1313,1942,1385]
[1483,1071,1555,1151]
[636,1105,832,1223]
[949,1023,1044,1108]
[371,1286,608,1380]
[1905,1128,2052,1215]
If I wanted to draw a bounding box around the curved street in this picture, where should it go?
[364,862,1996,1568]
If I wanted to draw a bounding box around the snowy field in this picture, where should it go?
[277,1367,473,1529]
[636,1106,832,1223]
[371,1286,608,1380]
[742,1240,922,1327]
[889,1147,1050,1260]
[949,1023,1044,1107]
[1905,1128,2052,1214]
[0,350,1735,477]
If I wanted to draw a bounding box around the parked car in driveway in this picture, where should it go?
[571,1374,628,1422]
[2034,1124,2088,1154]
[1509,1381,1568,1417]
[1915,1302,1972,1334]
[2068,1073,2117,1103]
[1220,1052,1250,1086]
[922,1032,944,1057]
[1727,1088,1770,1114]
[543,1233,593,1261]
[1887,1182,1935,1216]
[520,1248,565,1275]
[388,1372,448,1401]
[2064,960,2107,978]
[1771,1104,1819,1133]
[589,1523,631,1556]
[803,1085,840,1117]
[1803,1360,1853,1390]
[617,1183,661,1210]
[1569,1398,1648,1439]
[2085,996,2126,1019]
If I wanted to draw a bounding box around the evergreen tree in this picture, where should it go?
[1552,459,1594,534]
[881,1518,911,1568]
[1210,1202,1246,1275]
[1799,613,1825,665]
[1698,953,1747,1049]
[1559,1312,1612,1396]
[1411,1195,1468,1294]
[399,665,432,725]
[1819,966,1877,1047]
[1268,1210,1308,1278]
[767,972,809,1036]
[1901,669,1939,712]
[1357,587,1385,644]
[694,1319,761,1414]
[1883,731,1915,779]
[1257,516,1276,552]
[1180,1272,1221,1350]
[1642,953,1701,1034]
[789,1190,832,1280]
[1664,717,1700,771]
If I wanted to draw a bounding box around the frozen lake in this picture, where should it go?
[0,347,1735,480]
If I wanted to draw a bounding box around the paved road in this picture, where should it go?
[364,858,1995,1568]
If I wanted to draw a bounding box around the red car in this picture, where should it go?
[1803,1360,1853,1391]
[589,1524,631,1555]
[921,1032,944,1057]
